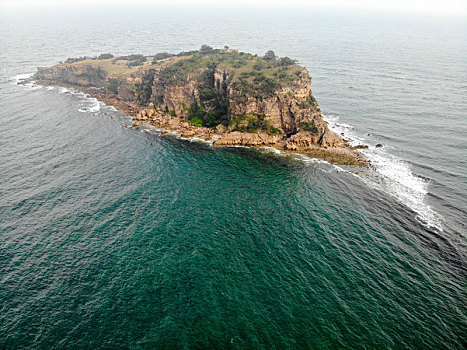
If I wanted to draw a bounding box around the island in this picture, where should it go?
[31,46,367,165]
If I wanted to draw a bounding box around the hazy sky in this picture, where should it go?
[1,0,466,17]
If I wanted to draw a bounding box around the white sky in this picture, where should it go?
[1,0,466,17]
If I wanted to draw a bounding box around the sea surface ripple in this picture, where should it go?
[0,6,466,349]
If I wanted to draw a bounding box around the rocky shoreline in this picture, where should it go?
[30,48,370,166]
[33,81,368,166]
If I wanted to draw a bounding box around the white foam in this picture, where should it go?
[360,149,443,230]
[26,83,42,90]
[12,72,34,84]
[323,113,366,147]
[89,103,101,113]
[12,73,43,90]
[262,146,282,155]
[323,113,444,231]
[292,152,329,165]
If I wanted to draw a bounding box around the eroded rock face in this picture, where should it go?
[162,82,197,116]
[213,131,282,147]
[32,51,365,165]
[35,65,107,87]
[228,69,324,135]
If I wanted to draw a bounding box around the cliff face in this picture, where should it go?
[35,65,107,88]
[33,49,357,162]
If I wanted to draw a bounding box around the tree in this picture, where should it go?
[152,52,173,63]
[263,50,276,61]
[98,53,114,59]
[200,45,214,54]
[277,56,297,66]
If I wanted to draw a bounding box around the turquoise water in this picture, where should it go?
[1,5,466,349]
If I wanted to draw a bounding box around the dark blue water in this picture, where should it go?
[1,5,466,349]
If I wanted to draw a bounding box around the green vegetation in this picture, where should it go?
[64,56,91,64]
[112,54,147,67]
[299,120,319,133]
[152,52,174,64]
[199,45,214,54]
[188,116,203,127]
[263,50,276,61]
[262,50,297,66]
[277,56,297,66]
[136,69,155,105]
[64,46,310,132]
[158,56,203,86]
[155,46,302,90]
[230,113,282,135]
[64,53,114,64]
[308,91,318,105]
[97,53,114,59]
[105,77,120,95]
[185,64,229,128]
[230,70,280,99]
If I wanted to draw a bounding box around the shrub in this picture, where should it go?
[119,54,146,61]
[230,113,281,134]
[158,57,202,86]
[277,57,296,66]
[105,78,120,95]
[65,56,89,64]
[200,45,214,54]
[176,50,199,57]
[268,126,282,135]
[188,116,203,127]
[127,56,147,67]
[252,73,279,97]
[308,92,317,106]
[299,120,319,133]
[98,53,114,60]
[252,62,263,70]
[263,50,276,61]
[111,54,147,67]
[152,52,174,63]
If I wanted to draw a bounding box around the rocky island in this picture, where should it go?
[32,46,366,165]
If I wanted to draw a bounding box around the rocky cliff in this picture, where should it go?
[33,48,364,165]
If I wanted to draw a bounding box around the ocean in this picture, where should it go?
[0,5,466,348]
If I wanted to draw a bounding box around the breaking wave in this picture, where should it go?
[323,113,444,231]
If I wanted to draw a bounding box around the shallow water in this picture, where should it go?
[0,5,466,349]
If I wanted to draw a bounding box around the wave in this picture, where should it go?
[77,102,101,113]
[323,113,444,231]
[89,103,101,113]
[12,72,34,84]
[12,72,42,90]
[58,87,70,94]
[27,82,104,114]
[324,114,366,147]
[373,72,407,80]
[13,76,444,230]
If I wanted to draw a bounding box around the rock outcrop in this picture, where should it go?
[32,48,366,165]
[35,65,107,87]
